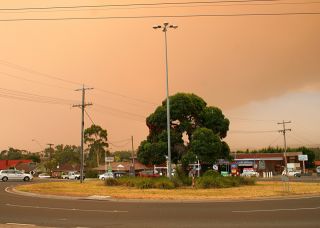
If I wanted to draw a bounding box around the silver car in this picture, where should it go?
[0,170,33,182]
[98,172,114,180]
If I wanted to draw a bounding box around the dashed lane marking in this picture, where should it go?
[232,206,320,213]
[5,203,128,213]
[6,223,36,226]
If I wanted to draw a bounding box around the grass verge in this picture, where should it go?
[16,180,320,200]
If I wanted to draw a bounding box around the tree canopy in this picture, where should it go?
[84,124,109,167]
[137,93,230,166]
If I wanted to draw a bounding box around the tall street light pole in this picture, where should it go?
[153,22,178,179]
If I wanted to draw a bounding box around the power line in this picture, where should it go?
[0,87,76,105]
[91,107,146,124]
[0,59,158,106]
[84,109,95,125]
[0,12,319,22]
[228,116,279,122]
[0,0,284,11]
[94,88,157,106]
[2,1,319,15]
[0,71,74,91]
[0,60,81,86]
[94,103,147,119]
[229,130,279,133]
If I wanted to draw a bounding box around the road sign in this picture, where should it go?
[298,155,308,161]
[105,157,114,162]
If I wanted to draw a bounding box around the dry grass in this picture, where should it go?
[16,180,320,200]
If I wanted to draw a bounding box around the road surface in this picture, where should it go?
[0,181,319,228]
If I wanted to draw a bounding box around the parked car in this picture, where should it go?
[98,172,114,180]
[38,173,51,179]
[282,170,301,177]
[139,170,160,178]
[240,171,259,177]
[316,166,320,176]
[62,171,84,180]
[0,169,33,182]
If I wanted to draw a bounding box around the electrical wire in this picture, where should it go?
[0,59,81,86]
[229,130,279,134]
[0,87,77,105]
[0,71,74,91]
[1,0,318,14]
[84,109,95,125]
[0,0,285,11]
[0,12,319,22]
[0,59,158,106]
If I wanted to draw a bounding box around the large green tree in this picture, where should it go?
[54,144,80,165]
[84,124,109,167]
[137,93,230,166]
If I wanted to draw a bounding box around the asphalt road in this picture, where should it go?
[0,180,319,228]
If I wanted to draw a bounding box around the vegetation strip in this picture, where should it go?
[16,180,320,200]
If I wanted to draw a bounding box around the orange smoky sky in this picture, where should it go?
[0,0,319,152]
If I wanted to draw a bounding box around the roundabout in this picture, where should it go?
[0,180,320,228]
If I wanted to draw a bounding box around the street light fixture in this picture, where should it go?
[153,22,178,179]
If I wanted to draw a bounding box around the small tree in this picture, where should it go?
[84,124,109,167]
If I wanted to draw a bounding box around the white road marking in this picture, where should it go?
[233,206,320,213]
[6,223,35,226]
[6,203,128,213]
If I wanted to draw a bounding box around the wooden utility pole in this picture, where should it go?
[73,85,93,183]
[278,120,292,175]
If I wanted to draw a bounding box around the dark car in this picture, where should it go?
[139,170,160,178]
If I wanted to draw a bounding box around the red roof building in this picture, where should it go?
[0,160,33,170]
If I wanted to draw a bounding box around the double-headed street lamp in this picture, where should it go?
[153,22,178,179]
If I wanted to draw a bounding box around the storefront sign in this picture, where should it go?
[298,155,308,161]
[237,160,253,166]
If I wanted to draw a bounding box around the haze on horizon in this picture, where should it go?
[0,0,319,153]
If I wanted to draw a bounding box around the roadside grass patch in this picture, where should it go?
[16,180,320,200]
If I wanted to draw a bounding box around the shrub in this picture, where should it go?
[135,178,154,189]
[238,176,256,185]
[174,166,192,186]
[85,169,98,178]
[117,176,138,187]
[195,175,256,189]
[153,177,175,189]
[105,178,119,186]
[203,170,221,178]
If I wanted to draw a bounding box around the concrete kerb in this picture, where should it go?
[6,185,320,204]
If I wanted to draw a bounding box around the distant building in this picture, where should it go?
[94,161,149,175]
[232,152,303,174]
[0,159,33,170]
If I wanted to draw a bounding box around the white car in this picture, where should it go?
[241,171,259,177]
[282,170,301,177]
[99,172,114,180]
[38,173,51,179]
[0,170,33,182]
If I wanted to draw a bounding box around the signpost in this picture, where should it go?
[105,157,114,172]
[298,155,308,174]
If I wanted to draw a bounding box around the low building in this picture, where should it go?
[232,152,303,175]
[94,161,149,176]
[51,164,81,178]
[0,159,33,170]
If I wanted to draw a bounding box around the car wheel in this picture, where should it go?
[2,176,8,182]
[23,176,30,182]
[101,177,105,180]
